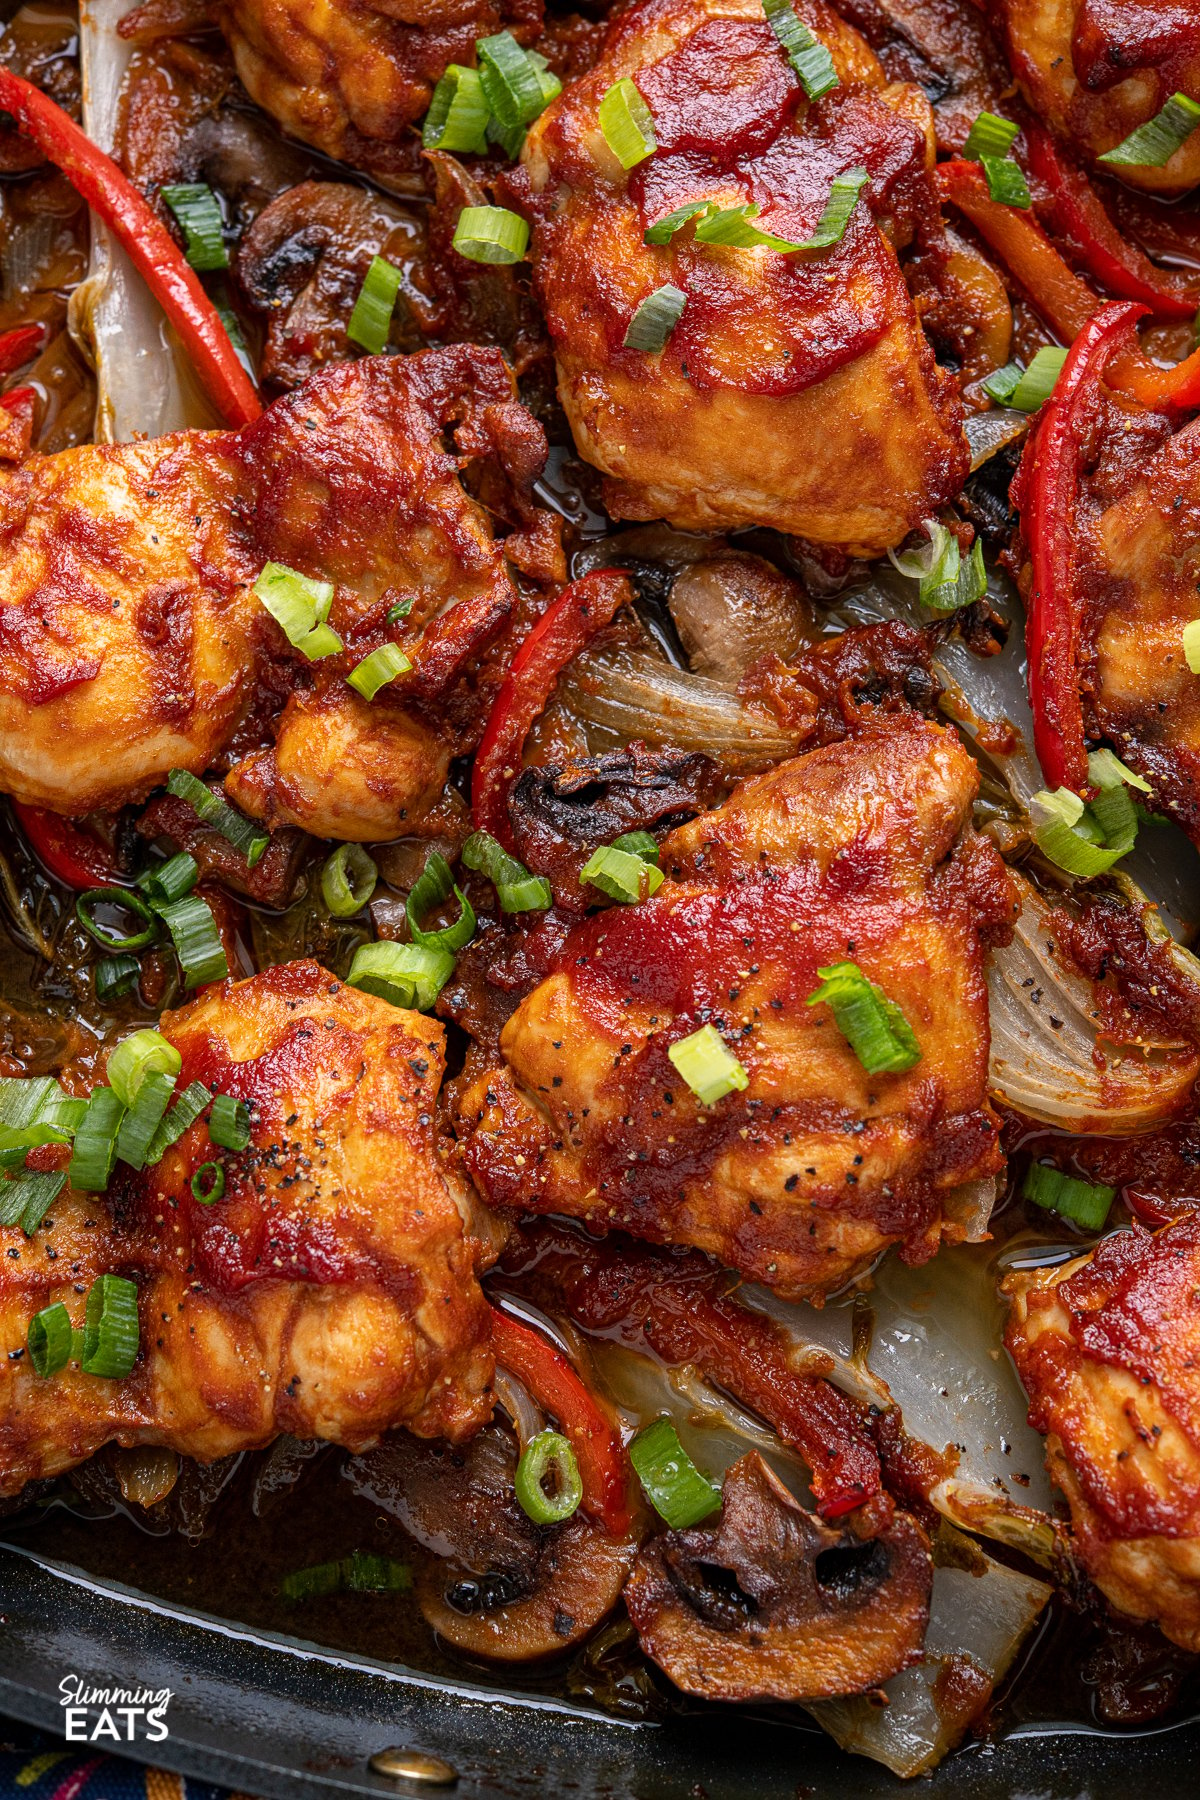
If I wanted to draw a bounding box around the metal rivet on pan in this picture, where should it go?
[369,1748,459,1785]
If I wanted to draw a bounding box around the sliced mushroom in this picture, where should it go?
[625,1454,932,1702]
[667,551,817,683]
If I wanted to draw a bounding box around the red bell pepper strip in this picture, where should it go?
[489,1306,632,1536]
[1014,301,1148,795]
[937,159,1097,344]
[471,570,633,846]
[0,323,44,378]
[1113,340,1200,413]
[13,803,124,889]
[0,70,260,430]
[1025,127,1200,323]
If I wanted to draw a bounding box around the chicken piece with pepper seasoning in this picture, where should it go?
[453,716,1016,1301]
[0,961,499,1497]
[507,0,967,553]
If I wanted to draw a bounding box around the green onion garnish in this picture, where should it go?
[460,831,552,912]
[611,830,660,863]
[407,852,476,953]
[253,562,339,656]
[107,1030,182,1107]
[191,1160,225,1205]
[1183,619,1200,674]
[165,769,269,867]
[476,30,548,128]
[805,962,921,1074]
[95,954,140,1002]
[0,1123,71,1171]
[281,1550,413,1602]
[452,204,531,265]
[160,182,228,272]
[209,1093,250,1152]
[598,77,656,169]
[1008,347,1068,411]
[980,153,1031,209]
[666,1024,749,1105]
[321,843,378,917]
[155,894,229,989]
[962,111,1020,161]
[80,1273,140,1380]
[137,850,200,905]
[68,1086,126,1193]
[114,1068,177,1171]
[887,518,986,614]
[762,0,839,100]
[580,843,664,904]
[1030,784,1137,876]
[1088,748,1151,795]
[687,168,869,254]
[144,1080,210,1165]
[347,941,455,1012]
[76,887,158,953]
[624,283,687,351]
[346,644,412,701]
[386,597,414,623]
[27,1301,75,1378]
[347,255,404,356]
[0,1170,66,1235]
[0,1076,86,1137]
[513,1429,584,1524]
[1023,1161,1115,1231]
[216,301,255,379]
[421,63,490,154]
[980,360,1024,405]
[1098,92,1200,169]
[644,199,712,246]
[629,1418,721,1529]
[487,112,526,160]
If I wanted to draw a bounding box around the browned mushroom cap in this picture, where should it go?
[625,1453,932,1702]
[235,181,435,388]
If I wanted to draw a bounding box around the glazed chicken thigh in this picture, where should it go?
[455,718,1015,1300]
[0,962,498,1497]
[511,0,967,553]
[0,345,542,839]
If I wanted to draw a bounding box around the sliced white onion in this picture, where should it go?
[74,0,217,440]
[491,1368,545,1452]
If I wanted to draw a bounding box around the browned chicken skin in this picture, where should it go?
[0,961,498,1498]
[1007,1212,1200,1651]
[0,346,546,839]
[453,717,1015,1300]
[510,0,967,552]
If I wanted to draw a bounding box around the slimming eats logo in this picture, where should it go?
[58,1673,172,1743]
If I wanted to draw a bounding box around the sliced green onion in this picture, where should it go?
[165,769,269,867]
[476,30,547,127]
[406,852,476,953]
[762,0,839,100]
[322,844,378,917]
[644,199,712,246]
[690,169,868,254]
[68,1086,127,1193]
[962,111,1020,161]
[886,519,986,614]
[191,1160,225,1205]
[346,255,404,356]
[1009,347,1068,411]
[667,1023,749,1105]
[137,851,200,904]
[95,954,140,1002]
[76,886,158,953]
[1088,748,1151,795]
[347,941,455,1012]
[281,1551,412,1601]
[80,1273,140,1380]
[0,1077,86,1135]
[805,961,921,1074]
[630,1418,721,1529]
[486,112,527,160]
[1182,619,1200,674]
[1023,1161,1115,1231]
[209,1093,250,1152]
[421,63,490,154]
[346,643,412,701]
[253,562,336,649]
[610,830,660,864]
[598,77,656,169]
[460,831,552,912]
[624,283,687,351]
[216,301,255,380]
[144,1080,211,1165]
[386,597,414,623]
[107,1030,182,1107]
[1030,786,1136,875]
[1098,92,1200,169]
[0,1170,66,1235]
[980,153,1031,209]
[0,1123,70,1170]
[981,360,1024,404]
[797,166,869,248]
[452,205,531,266]
[514,1429,584,1523]
[114,1068,177,1171]
[155,894,229,988]
[295,622,344,661]
[160,182,227,272]
[580,844,664,903]
[28,1301,75,1378]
